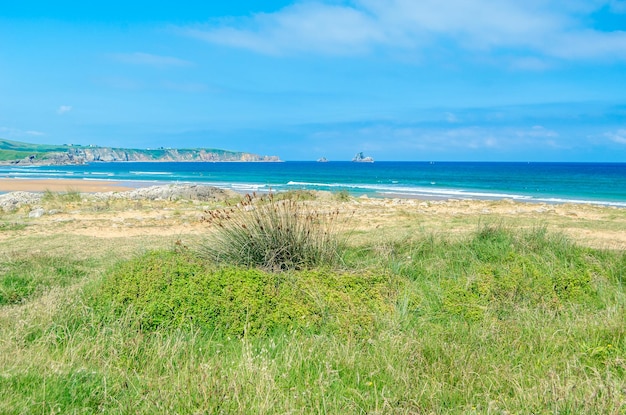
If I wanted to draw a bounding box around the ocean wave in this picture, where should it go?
[82,178,119,182]
[531,197,626,208]
[2,162,625,207]
[3,168,65,173]
[231,184,268,192]
[7,172,77,178]
[129,171,173,176]
[287,180,626,206]
[288,181,529,199]
[87,172,114,176]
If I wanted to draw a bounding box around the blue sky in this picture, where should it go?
[1,1,626,161]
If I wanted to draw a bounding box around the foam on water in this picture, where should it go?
[129,171,173,176]
[2,161,625,206]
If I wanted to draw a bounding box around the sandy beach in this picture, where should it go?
[0,178,136,193]
[1,179,625,250]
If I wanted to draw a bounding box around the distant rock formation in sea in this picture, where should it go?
[0,139,281,165]
[352,152,374,163]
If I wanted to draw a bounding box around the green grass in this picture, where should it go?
[275,189,319,201]
[0,225,624,413]
[0,138,74,161]
[0,138,71,152]
[334,189,351,201]
[0,252,89,305]
[42,188,82,204]
[0,221,27,231]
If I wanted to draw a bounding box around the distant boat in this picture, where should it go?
[352,152,374,163]
[317,157,328,162]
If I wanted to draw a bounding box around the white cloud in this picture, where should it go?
[317,123,566,153]
[0,127,45,138]
[605,129,626,143]
[508,57,554,71]
[516,125,559,138]
[57,105,72,115]
[110,52,192,67]
[186,3,384,55]
[445,112,459,123]
[545,30,626,60]
[183,0,626,61]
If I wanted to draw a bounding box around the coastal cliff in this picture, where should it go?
[0,139,280,165]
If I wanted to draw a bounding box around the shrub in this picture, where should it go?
[199,193,348,271]
[97,250,398,337]
[334,190,351,201]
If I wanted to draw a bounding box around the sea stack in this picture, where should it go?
[352,152,374,163]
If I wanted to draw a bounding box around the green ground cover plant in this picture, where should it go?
[98,250,396,337]
[0,221,624,413]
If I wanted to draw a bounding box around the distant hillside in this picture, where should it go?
[0,139,280,164]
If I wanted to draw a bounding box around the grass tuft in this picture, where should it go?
[42,187,82,204]
[199,193,348,271]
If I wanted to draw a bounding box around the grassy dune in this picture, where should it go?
[0,192,624,414]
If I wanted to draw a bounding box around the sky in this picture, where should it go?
[1,1,626,161]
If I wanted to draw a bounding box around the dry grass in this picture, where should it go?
[0,193,625,413]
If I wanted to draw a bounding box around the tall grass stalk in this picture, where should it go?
[42,187,82,204]
[199,193,349,270]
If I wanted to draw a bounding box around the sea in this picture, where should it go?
[1,161,626,207]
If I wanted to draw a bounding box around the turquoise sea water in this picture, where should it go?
[2,161,626,206]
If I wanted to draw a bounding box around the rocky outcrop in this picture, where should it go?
[28,208,45,218]
[99,185,238,202]
[0,191,43,212]
[352,152,374,163]
[0,185,238,212]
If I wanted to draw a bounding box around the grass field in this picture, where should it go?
[0,191,624,414]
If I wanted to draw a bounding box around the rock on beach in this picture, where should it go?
[1,184,237,212]
[0,191,43,212]
[102,185,238,202]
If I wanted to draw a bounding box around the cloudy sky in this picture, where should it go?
[1,0,626,161]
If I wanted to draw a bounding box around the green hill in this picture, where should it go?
[0,139,75,161]
[0,139,280,163]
